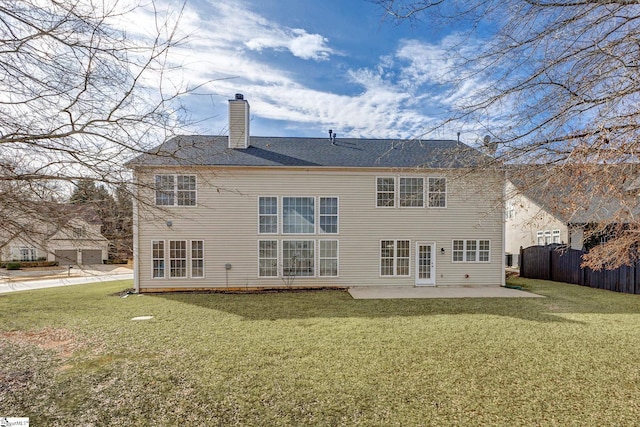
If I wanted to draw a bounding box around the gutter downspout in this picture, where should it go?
[132,173,140,293]
[501,170,506,287]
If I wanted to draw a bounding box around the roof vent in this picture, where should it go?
[235,93,244,100]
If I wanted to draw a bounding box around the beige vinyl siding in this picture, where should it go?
[135,167,504,291]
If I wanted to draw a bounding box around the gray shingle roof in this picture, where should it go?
[128,135,492,169]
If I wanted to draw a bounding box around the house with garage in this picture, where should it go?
[504,164,640,266]
[0,204,109,265]
[127,94,505,293]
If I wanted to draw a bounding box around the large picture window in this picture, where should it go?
[319,240,339,277]
[319,197,338,234]
[259,197,278,234]
[452,239,490,263]
[283,240,315,277]
[380,240,410,276]
[283,197,315,234]
[155,175,196,206]
[399,177,424,207]
[376,177,395,207]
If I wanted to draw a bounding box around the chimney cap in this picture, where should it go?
[234,93,244,100]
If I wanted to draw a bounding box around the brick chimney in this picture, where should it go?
[228,93,250,149]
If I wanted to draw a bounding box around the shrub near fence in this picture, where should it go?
[520,245,640,294]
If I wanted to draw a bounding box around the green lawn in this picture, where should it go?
[1,278,640,426]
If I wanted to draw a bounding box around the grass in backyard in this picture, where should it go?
[1,277,640,426]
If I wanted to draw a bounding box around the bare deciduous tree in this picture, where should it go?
[0,0,194,260]
[375,0,640,268]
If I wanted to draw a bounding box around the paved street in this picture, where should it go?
[0,265,133,294]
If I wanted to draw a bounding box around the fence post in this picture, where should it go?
[519,246,524,277]
[548,246,553,281]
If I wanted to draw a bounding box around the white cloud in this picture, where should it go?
[111,0,505,142]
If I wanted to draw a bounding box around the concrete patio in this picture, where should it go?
[348,285,544,299]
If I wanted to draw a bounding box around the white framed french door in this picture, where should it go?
[415,241,435,286]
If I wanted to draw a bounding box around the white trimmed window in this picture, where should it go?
[428,177,446,207]
[191,240,204,278]
[376,177,395,207]
[399,177,424,207]
[169,240,187,278]
[319,240,339,277]
[538,229,561,245]
[152,240,165,278]
[283,197,315,234]
[259,197,278,234]
[155,175,196,206]
[319,197,338,234]
[452,240,490,263]
[19,247,37,262]
[505,200,515,219]
[177,175,197,206]
[283,240,315,277]
[380,240,410,276]
[258,240,278,277]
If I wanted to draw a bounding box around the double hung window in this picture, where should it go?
[380,240,410,276]
[152,241,165,278]
[319,197,338,233]
[155,175,196,206]
[319,240,339,277]
[258,240,279,277]
[259,197,278,234]
[452,240,490,263]
[399,178,424,207]
[191,240,204,278]
[428,178,446,207]
[376,177,395,207]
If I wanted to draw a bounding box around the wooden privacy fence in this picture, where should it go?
[519,245,640,294]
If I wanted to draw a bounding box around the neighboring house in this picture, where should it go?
[0,205,109,265]
[505,164,640,266]
[127,94,505,293]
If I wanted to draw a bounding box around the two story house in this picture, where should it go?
[504,164,640,267]
[0,204,109,265]
[128,95,505,292]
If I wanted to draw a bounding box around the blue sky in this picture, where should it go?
[131,0,497,144]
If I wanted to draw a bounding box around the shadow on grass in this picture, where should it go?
[153,279,640,323]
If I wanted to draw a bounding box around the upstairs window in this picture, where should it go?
[376,177,395,207]
[283,197,315,234]
[155,175,196,206]
[399,178,424,207]
[428,177,446,208]
[319,197,338,234]
[259,197,278,234]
